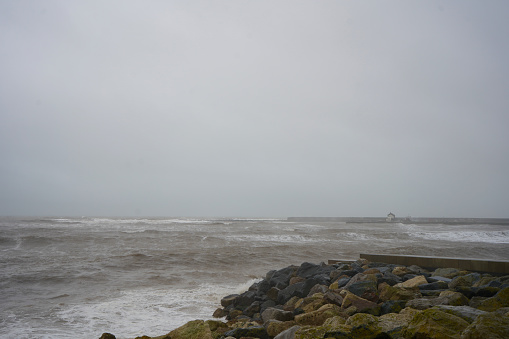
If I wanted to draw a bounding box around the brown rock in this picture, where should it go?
[392,266,411,276]
[213,307,228,318]
[341,291,379,315]
[395,275,428,288]
[289,276,305,285]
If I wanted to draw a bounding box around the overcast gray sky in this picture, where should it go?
[1,1,508,218]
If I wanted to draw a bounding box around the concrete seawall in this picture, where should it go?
[328,253,509,274]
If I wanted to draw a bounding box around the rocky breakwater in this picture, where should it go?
[103,259,509,339]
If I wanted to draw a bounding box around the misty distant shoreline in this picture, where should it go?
[287,217,509,225]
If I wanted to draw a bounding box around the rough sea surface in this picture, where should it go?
[1,217,508,339]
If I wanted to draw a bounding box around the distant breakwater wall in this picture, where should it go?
[287,217,509,225]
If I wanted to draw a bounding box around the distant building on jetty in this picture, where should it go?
[386,212,396,222]
[287,216,509,225]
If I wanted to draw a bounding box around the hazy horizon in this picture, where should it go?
[1,1,509,218]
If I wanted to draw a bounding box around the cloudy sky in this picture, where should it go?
[1,1,508,218]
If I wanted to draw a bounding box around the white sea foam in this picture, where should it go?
[410,230,509,243]
[54,279,261,339]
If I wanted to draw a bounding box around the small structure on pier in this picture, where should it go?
[386,212,395,222]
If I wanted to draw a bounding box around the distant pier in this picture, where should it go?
[287,217,509,225]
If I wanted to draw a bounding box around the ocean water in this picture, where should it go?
[1,217,509,339]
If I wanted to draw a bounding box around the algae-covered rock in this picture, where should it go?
[223,325,269,339]
[294,304,342,326]
[379,307,420,333]
[477,286,509,311]
[205,320,228,339]
[166,320,213,339]
[439,290,470,306]
[345,312,380,329]
[432,305,487,323]
[461,313,509,338]
[265,320,297,337]
[295,325,350,339]
[341,291,380,315]
[274,325,301,339]
[433,268,461,278]
[405,308,469,338]
[378,282,421,302]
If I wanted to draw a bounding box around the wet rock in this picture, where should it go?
[334,276,351,289]
[453,286,478,299]
[378,271,402,286]
[277,277,319,305]
[289,276,305,285]
[256,279,271,295]
[461,313,509,338]
[346,279,378,302]
[476,286,500,297]
[307,284,328,296]
[260,299,276,313]
[405,308,469,338]
[221,294,240,307]
[266,287,280,301]
[428,275,453,283]
[296,262,334,280]
[282,296,300,311]
[261,307,294,323]
[99,334,116,339]
[227,309,243,320]
[167,320,213,339]
[243,301,261,317]
[420,280,450,291]
[380,300,407,315]
[233,291,257,308]
[269,265,298,290]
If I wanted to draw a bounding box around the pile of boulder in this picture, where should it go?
[108,258,509,339]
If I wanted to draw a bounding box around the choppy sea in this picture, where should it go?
[1,217,508,338]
